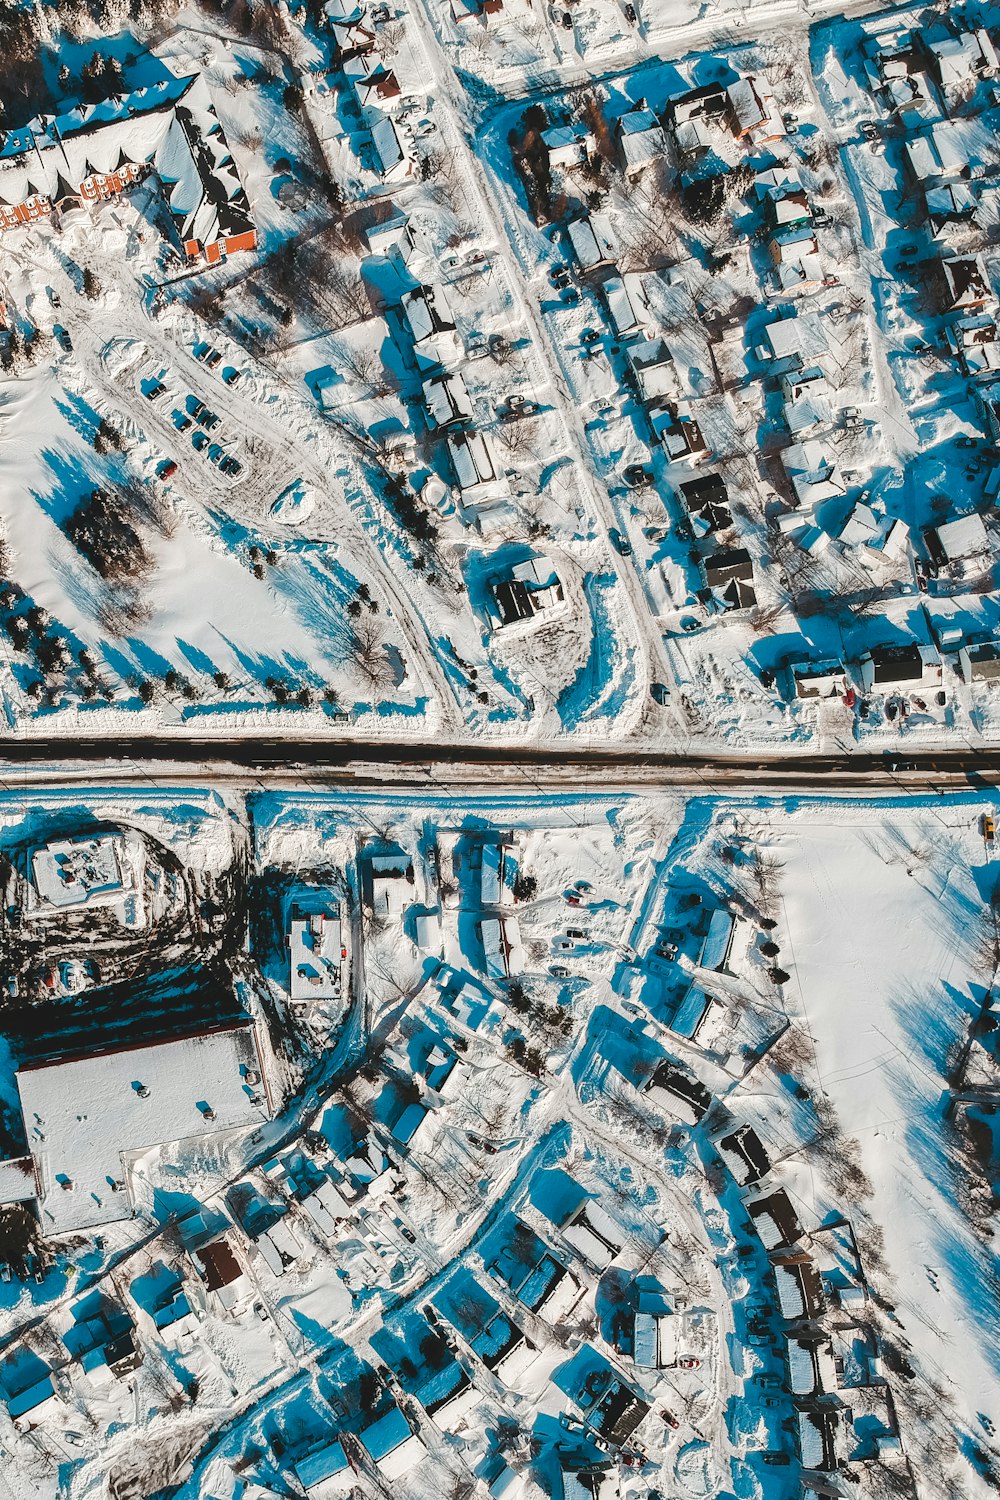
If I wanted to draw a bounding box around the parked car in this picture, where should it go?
[623,463,652,488]
[223,367,244,385]
[651,681,670,705]
[201,410,221,430]
[609,527,632,556]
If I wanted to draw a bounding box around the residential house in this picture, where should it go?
[925,27,1000,94]
[773,1253,825,1322]
[923,512,992,577]
[448,430,501,502]
[650,399,707,461]
[566,213,616,272]
[770,228,824,295]
[959,638,1000,682]
[679,472,732,539]
[626,336,680,404]
[727,74,784,144]
[617,105,667,177]
[904,122,970,187]
[541,125,593,171]
[667,82,729,155]
[702,547,756,609]
[289,908,345,1002]
[367,851,414,917]
[0,74,256,264]
[747,1188,803,1252]
[642,1060,711,1125]
[856,641,942,694]
[601,273,649,339]
[360,1405,427,1481]
[294,1438,355,1496]
[190,1236,252,1316]
[488,555,564,629]
[925,181,978,239]
[946,312,1000,377]
[402,283,462,369]
[560,1199,623,1270]
[940,253,994,314]
[371,116,415,183]
[423,370,473,427]
[343,58,401,120]
[789,659,848,700]
[717,1124,770,1186]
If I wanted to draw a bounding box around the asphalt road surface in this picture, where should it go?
[0,735,996,794]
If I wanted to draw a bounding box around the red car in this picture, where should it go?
[159,459,178,480]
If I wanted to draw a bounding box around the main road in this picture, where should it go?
[0,735,996,795]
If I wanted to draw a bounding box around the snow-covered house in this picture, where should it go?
[488,555,564,629]
[789,659,847,700]
[862,32,929,116]
[601,274,650,339]
[448,430,502,505]
[679,472,732,538]
[702,547,756,610]
[560,1199,623,1270]
[747,1189,803,1252]
[289,908,345,1002]
[367,851,414,917]
[787,1337,838,1397]
[959,639,1000,682]
[371,116,415,184]
[0,73,256,264]
[946,312,1000,377]
[856,641,942,694]
[925,27,1000,94]
[360,1405,427,1480]
[294,1438,355,1496]
[617,106,667,177]
[773,1254,824,1322]
[190,1236,253,1316]
[402,283,463,369]
[626,336,680,403]
[782,366,832,435]
[926,181,978,239]
[541,125,593,171]
[422,371,473,427]
[717,1124,770,1186]
[30,833,136,917]
[782,439,845,510]
[727,74,783,144]
[940,254,994,314]
[760,312,828,372]
[17,1025,270,1236]
[650,399,707,461]
[770,228,824,295]
[643,1061,711,1125]
[343,58,401,120]
[668,82,729,149]
[904,123,970,187]
[4,1371,60,1428]
[417,1361,481,1433]
[565,212,616,272]
[923,512,992,577]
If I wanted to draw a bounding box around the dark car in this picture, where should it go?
[651,681,670,705]
[623,463,651,488]
[609,528,632,556]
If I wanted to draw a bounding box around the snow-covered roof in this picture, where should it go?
[566,212,616,270]
[403,282,456,343]
[423,371,472,426]
[931,511,990,561]
[764,313,827,363]
[449,430,498,492]
[371,116,411,180]
[0,1156,36,1205]
[31,834,128,910]
[602,274,648,337]
[360,1407,426,1478]
[18,1024,269,1235]
[290,909,344,1001]
[294,1439,352,1494]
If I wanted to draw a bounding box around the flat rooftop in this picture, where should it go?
[18,1023,270,1236]
[30,835,128,910]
